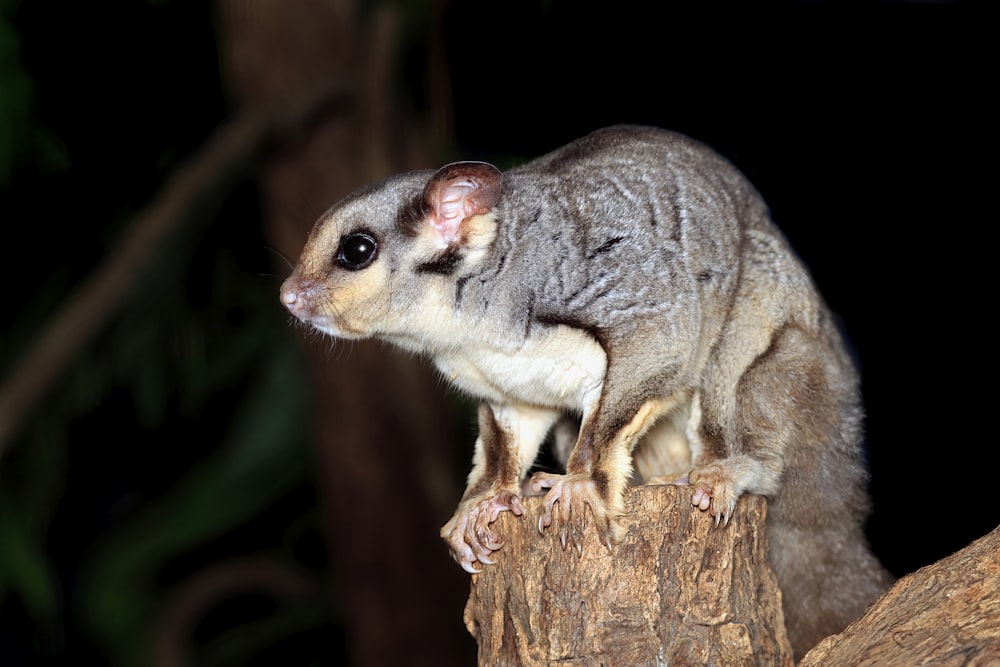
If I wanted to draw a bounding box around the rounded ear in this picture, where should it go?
[424,161,502,245]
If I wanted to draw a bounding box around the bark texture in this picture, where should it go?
[465,484,793,667]
[799,523,1000,667]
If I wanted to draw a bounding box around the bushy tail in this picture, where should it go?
[767,519,895,660]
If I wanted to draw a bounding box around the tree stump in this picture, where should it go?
[799,523,1000,666]
[464,484,793,666]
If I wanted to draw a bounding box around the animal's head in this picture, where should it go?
[280,161,502,347]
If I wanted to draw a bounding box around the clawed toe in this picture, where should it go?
[688,465,738,526]
[442,489,525,573]
[530,472,624,553]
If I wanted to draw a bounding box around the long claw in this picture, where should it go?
[482,535,503,550]
[442,489,526,574]
[688,464,741,529]
[530,472,626,554]
[537,512,550,534]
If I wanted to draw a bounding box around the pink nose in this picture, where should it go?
[280,276,311,320]
[280,283,298,309]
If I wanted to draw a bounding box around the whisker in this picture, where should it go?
[265,245,296,272]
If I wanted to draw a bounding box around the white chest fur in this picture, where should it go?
[433,324,607,412]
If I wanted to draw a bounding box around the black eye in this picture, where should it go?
[337,232,378,270]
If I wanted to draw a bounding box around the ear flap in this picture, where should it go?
[424,161,502,246]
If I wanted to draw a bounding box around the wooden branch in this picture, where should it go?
[465,484,793,666]
[799,523,1000,666]
[0,82,352,457]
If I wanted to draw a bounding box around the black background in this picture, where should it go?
[443,2,994,576]
[1,1,994,664]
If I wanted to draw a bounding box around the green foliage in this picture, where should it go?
[0,427,63,626]
[0,2,330,663]
[1,203,325,664]
[79,335,312,666]
[0,4,69,188]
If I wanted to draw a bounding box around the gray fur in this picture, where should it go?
[281,125,894,659]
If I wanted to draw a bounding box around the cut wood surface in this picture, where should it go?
[799,523,1000,667]
[464,484,793,667]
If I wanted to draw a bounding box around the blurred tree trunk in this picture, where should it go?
[216,1,474,665]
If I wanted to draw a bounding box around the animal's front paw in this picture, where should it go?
[529,472,626,553]
[687,464,740,526]
[441,490,524,574]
